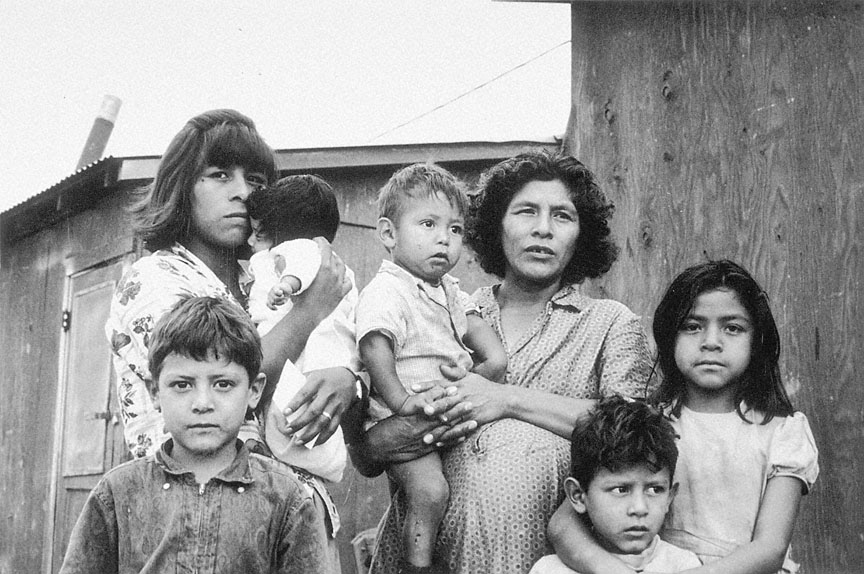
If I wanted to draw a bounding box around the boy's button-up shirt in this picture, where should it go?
[59,440,327,574]
[356,259,475,424]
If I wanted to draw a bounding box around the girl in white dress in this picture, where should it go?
[649,259,819,574]
[548,259,818,574]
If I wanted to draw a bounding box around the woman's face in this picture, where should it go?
[500,179,580,289]
[188,165,266,252]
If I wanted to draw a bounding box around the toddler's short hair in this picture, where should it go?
[377,163,468,223]
[147,296,262,393]
[570,396,678,488]
[247,174,341,244]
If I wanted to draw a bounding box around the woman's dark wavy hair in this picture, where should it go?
[570,395,679,488]
[129,109,277,252]
[466,149,618,284]
[652,259,794,423]
[247,174,341,244]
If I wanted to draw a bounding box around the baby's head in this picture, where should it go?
[247,174,340,252]
[566,396,678,556]
[376,163,469,284]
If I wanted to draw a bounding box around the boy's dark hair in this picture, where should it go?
[652,259,794,423]
[247,174,341,244]
[570,396,678,488]
[467,149,618,284]
[147,296,262,393]
[377,163,469,223]
[130,109,277,252]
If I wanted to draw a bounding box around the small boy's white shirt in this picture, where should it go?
[529,536,701,574]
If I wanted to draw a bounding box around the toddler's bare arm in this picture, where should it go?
[464,313,508,382]
[360,331,436,416]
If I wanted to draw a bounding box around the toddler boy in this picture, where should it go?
[60,296,326,573]
[356,163,508,573]
[530,396,701,574]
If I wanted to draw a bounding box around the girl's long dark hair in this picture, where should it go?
[467,149,618,284]
[652,260,794,423]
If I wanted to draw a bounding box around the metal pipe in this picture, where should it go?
[75,95,122,170]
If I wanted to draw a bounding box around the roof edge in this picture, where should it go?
[116,139,559,183]
[1,140,559,244]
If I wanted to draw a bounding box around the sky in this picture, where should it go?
[0,1,571,213]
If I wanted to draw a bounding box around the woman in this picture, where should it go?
[362,150,655,574]
[104,109,355,572]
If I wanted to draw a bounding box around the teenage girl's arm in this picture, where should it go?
[546,502,634,574]
[545,479,804,574]
[678,476,805,574]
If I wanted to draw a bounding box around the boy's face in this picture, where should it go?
[565,465,676,556]
[378,192,464,284]
[247,217,274,253]
[152,351,263,466]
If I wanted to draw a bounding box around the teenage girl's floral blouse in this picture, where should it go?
[104,243,241,458]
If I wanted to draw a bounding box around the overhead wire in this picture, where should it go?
[366,39,571,143]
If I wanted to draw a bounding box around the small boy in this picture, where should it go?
[530,396,701,574]
[246,174,360,485]
[59,296,327,573]
[356,163,508,574]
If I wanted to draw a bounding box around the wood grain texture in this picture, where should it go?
[566,2,863,571]
[1,229,66,573]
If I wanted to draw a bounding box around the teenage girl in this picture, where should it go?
[547,259,819,574]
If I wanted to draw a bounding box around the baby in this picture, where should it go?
[246,174,360,484]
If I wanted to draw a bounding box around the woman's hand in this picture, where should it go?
[348,384,478,477]
[438,364,512,427]
[441,363,595,440]
[283,367,356,445]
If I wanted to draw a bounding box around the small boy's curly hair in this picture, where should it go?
[570,395,678,488]
[377,163,469,223]
[147,296,262,393]
[467,149,618,284]
[247,174,341,244]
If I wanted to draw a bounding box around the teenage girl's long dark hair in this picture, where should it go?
[652,260,794,423]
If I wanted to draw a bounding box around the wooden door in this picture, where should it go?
[49,259,129,573]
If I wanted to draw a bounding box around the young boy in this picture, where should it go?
[530,396,701,574]
[60,296,327,574]
[356,163,508,574]
[246,174,359,485]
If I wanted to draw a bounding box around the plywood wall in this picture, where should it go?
[0,191,135,574]
[564,2,863,571]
